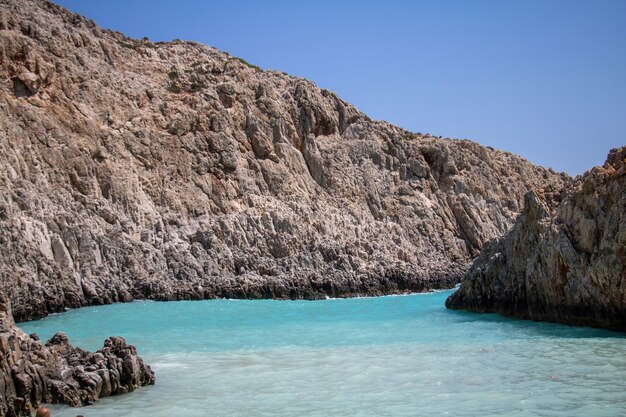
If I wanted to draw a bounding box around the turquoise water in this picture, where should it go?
[20,291,626,417]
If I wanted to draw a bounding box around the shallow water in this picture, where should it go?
[20,290,626,417]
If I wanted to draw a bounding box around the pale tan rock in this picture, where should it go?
[0,0,567,321]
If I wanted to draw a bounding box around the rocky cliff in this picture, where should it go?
[0,295,155,416]
[447,147,626,331]
[0,0,567,321]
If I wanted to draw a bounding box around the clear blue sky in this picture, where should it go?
[54,0,625,175]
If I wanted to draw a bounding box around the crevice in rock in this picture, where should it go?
[12,77,35,98]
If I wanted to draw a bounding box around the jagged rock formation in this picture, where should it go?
[0,295,155,416]
[0,0,567,322]
[447,147,626,331]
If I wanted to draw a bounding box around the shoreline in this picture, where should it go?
[16,277,462,324]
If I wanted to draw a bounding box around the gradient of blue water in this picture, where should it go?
[19,291,626,417]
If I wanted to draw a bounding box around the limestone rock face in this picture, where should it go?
[0,295,155,416]
[447,147,626,331]
[0,0,567,321]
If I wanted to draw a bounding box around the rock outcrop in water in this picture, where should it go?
[0,295,155,416]
[0,0,568,322]
[447,147,626,331]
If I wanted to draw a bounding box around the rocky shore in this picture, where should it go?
[0,0,567,322]
[447,147,626,331]
[0,295,155,416]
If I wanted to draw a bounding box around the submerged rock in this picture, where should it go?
[0,295,155,416]
[447,147,626,331]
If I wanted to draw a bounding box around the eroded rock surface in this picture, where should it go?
[0,295,155,416]
[447,147,626,331]
[0,0,567,321]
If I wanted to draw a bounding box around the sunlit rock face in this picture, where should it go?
[447,147,626,331]
[0,0,566,321]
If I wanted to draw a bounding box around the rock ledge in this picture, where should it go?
[0,296,155,417]
[447,147,626,331]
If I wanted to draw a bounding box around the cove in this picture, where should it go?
[19,290,626,417]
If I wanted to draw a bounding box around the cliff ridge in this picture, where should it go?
[0,0,566,321]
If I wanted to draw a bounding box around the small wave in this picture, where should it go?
[151,362,187,369]
[323,289,454,300]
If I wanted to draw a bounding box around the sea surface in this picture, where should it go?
[19,290,626,417]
